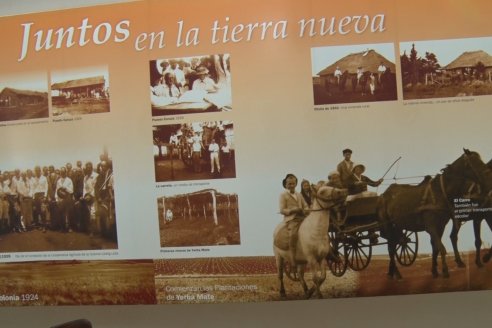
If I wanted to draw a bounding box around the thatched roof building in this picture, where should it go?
[317,49,395,76]
[444,50,492,70]
[51,76,106,97]
[0,87,48,107]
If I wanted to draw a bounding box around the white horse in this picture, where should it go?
[273,184,347,299]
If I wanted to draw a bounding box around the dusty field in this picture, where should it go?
[0,260,156,306]
[313,84,397,105]
[356,250,492,297]
[52,99,109,116]
[154,156,236,182]
[154,252,492,304]
[0,230,117,253]
[402,83,492,100]
[0,104,48,122]
[160,218,240,247]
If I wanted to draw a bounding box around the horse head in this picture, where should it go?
[312,185,347,210]
[443,149,492,192]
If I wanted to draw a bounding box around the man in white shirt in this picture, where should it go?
[56,167,74,232]
[192,67,219,93]
[334,66,342,85]
[208,139,220,174]
[31,166,48,229]
[79,162,98,234]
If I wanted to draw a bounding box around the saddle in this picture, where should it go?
[273,224,290,251]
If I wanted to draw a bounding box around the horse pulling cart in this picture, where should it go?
[326,196,419,277]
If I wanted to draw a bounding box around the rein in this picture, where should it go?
[310,188,337,212]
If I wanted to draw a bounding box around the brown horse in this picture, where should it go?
[449,159,492,268]
[378,149,491,279]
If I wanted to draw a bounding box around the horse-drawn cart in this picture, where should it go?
[327,196,419,277]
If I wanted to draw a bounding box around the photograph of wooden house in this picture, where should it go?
[50,66,110,116]
[311,43,397,105]
[400,37,492,100]
[157,188,240,247]
[0,72,48,122]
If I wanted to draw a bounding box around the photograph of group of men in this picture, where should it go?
[0,150,117,252]
[150,54,232,116]
[153,121,236,182]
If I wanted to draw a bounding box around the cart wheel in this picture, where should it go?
[346,232,372,271]
[396,229,418,266]
[327,232,347,277]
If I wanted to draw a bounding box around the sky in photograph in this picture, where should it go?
[0,71,48,92]
[311,42,396,76]
[400,36,492,67]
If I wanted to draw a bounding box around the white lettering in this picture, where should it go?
[93,23,112,45]
[338,16,352,35]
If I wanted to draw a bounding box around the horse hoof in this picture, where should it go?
[476,261,483,268]
[306,287,315,299]
[456,261,466,268]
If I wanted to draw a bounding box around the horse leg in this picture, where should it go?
[449,222,465,268]
[297,265,310,298]
[430,235,439,278]
[276,255,286,298]
[482,217,492,263]
[386,229,402,280]
[315,259,327,299]
[430,224,449,278]
[473,219,483,268]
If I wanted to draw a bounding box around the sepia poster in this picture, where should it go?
[1,0,492,306]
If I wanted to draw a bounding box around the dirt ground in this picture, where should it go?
[160,218,240,247]
[52,99,109,116]
[156,271,358,304]
[155,155,236,182]
[402,83,492,100]
[0,229,117,253]
[0,104,48,122]
[155,251,492,304]
[313,84,397,105]
[0,260,156,306]
[357,251,492,297]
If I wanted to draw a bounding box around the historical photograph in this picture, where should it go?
[50,65,110,116]
[150,54,232,116]
[311,43,397,105]
[0,72,49,122]
[0,148,117,253]
[400,37,492,99]
[153,121,236,182]
[157,188,240,247]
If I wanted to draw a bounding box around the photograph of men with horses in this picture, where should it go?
[150,54,232,116]
[153,121,236,182]
[311,43,397,105]
[0,148,118,253]
[50,65,110,117]
[157,187,240,247]
[0,72,49,123]
[400,37,492,100]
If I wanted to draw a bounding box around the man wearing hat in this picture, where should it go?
[192,66,219,93]
[279,174,309,265]
[327,171,344,189]
[347,163,383,197]
[336,148,354,188]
